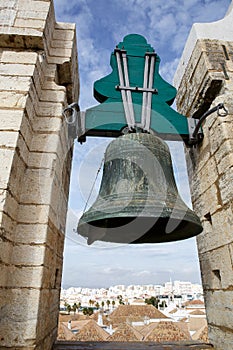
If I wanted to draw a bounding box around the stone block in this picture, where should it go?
[33,117,63,133]
[0,0,16,8]
[17,10,49,21]
[30,133,60,153]
[214,138,233,164]
[0,189,7,212]
[2,190,18,221]
[38,101,63,117]
[197,207,233,253]
[0,212,15,242]
[0,148,14,189]
[0,288,40,322]
[40,89,66,102]
[20,168,54,205]
[0,63,35,76]
[217,150,233,175]
[199,245,233,290]
[15,223,51,247]
[15,17,45,31]
[17,204,50,224]
[208,324,233,350]
[0,91,28,108]
[51,39,73,49]
[0,8,16,26]
[192,183,220,218]
[0,240,13,265]
[0,265,44,288]
[52,29,75,41]
[0,75,32,92]
[55,22,76,31]
[0,108,24,131]
[197,156,219,194]
[48,47,72,59]
[16,0,50,13]
[42,80,66,92]
[205,290,233,329]
[0,130,19,148]
[218,166,233,205]
[209,121,233,155]
[15,134,30,168]
[0,288,43,346]
[1,50,38,64]
[28,151,57,170]
[11,245,47,266]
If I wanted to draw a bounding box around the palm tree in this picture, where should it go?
[145,296,159,309]
[106,300,110,309]
[83,307,94,316]
[95,302,100,310]
[117,295,124,305]
[101,301,105,310]
[72,303,78,314]
[78,302,81,311]
[112,300,115,309]
[66,304,72,314]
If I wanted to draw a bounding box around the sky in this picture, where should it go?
[53,0,231,289]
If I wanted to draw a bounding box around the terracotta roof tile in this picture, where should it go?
[189,310,206,315]
[192,325,209,342]
[73,319,109,341]
[189,317,207,332]
[143,321,191,342]
[184,299,205,306]
[57,323,76,341]
[107,323,143,341]
[109,305,168,319]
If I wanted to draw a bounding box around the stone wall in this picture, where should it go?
[0,0,78,349]
[174,33,233,350]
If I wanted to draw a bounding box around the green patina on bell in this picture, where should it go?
[77,133,203,245]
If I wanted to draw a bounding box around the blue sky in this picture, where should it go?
[54,0,231,288]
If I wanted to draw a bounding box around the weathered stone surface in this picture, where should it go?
[208,325,233,350]
[197,206,233,254]
[0,75,32,91]
[0,149,15,189]
[218,166,233,205]
[0,90,28,108]
[0,63,35,76]
[175,15,233,349]
[0,109,24,131]
[205,290,233,328]
[199,245,233,290]
[0,0,78,348]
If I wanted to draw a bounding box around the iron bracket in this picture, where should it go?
[63,102,86,143]
[187,103,228,146]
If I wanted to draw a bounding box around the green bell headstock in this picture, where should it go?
[81,34,190,141]
[94,34,176,106]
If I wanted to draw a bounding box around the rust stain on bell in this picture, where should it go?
[77,133,203,245]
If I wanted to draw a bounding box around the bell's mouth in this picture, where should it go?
[78,215,203,245]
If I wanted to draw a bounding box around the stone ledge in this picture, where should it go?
[53,341,214,349]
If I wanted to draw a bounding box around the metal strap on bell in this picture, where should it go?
[77,132,203,245]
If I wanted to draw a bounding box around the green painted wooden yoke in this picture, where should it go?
[84,34,189,141]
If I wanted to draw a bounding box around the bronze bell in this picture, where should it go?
[77,133,203,245]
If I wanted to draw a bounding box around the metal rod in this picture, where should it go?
[116,85,157,93]
[141,54,150,129]
[145,54,155,131]
[122,51,135,128]
[115,51,133,129]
